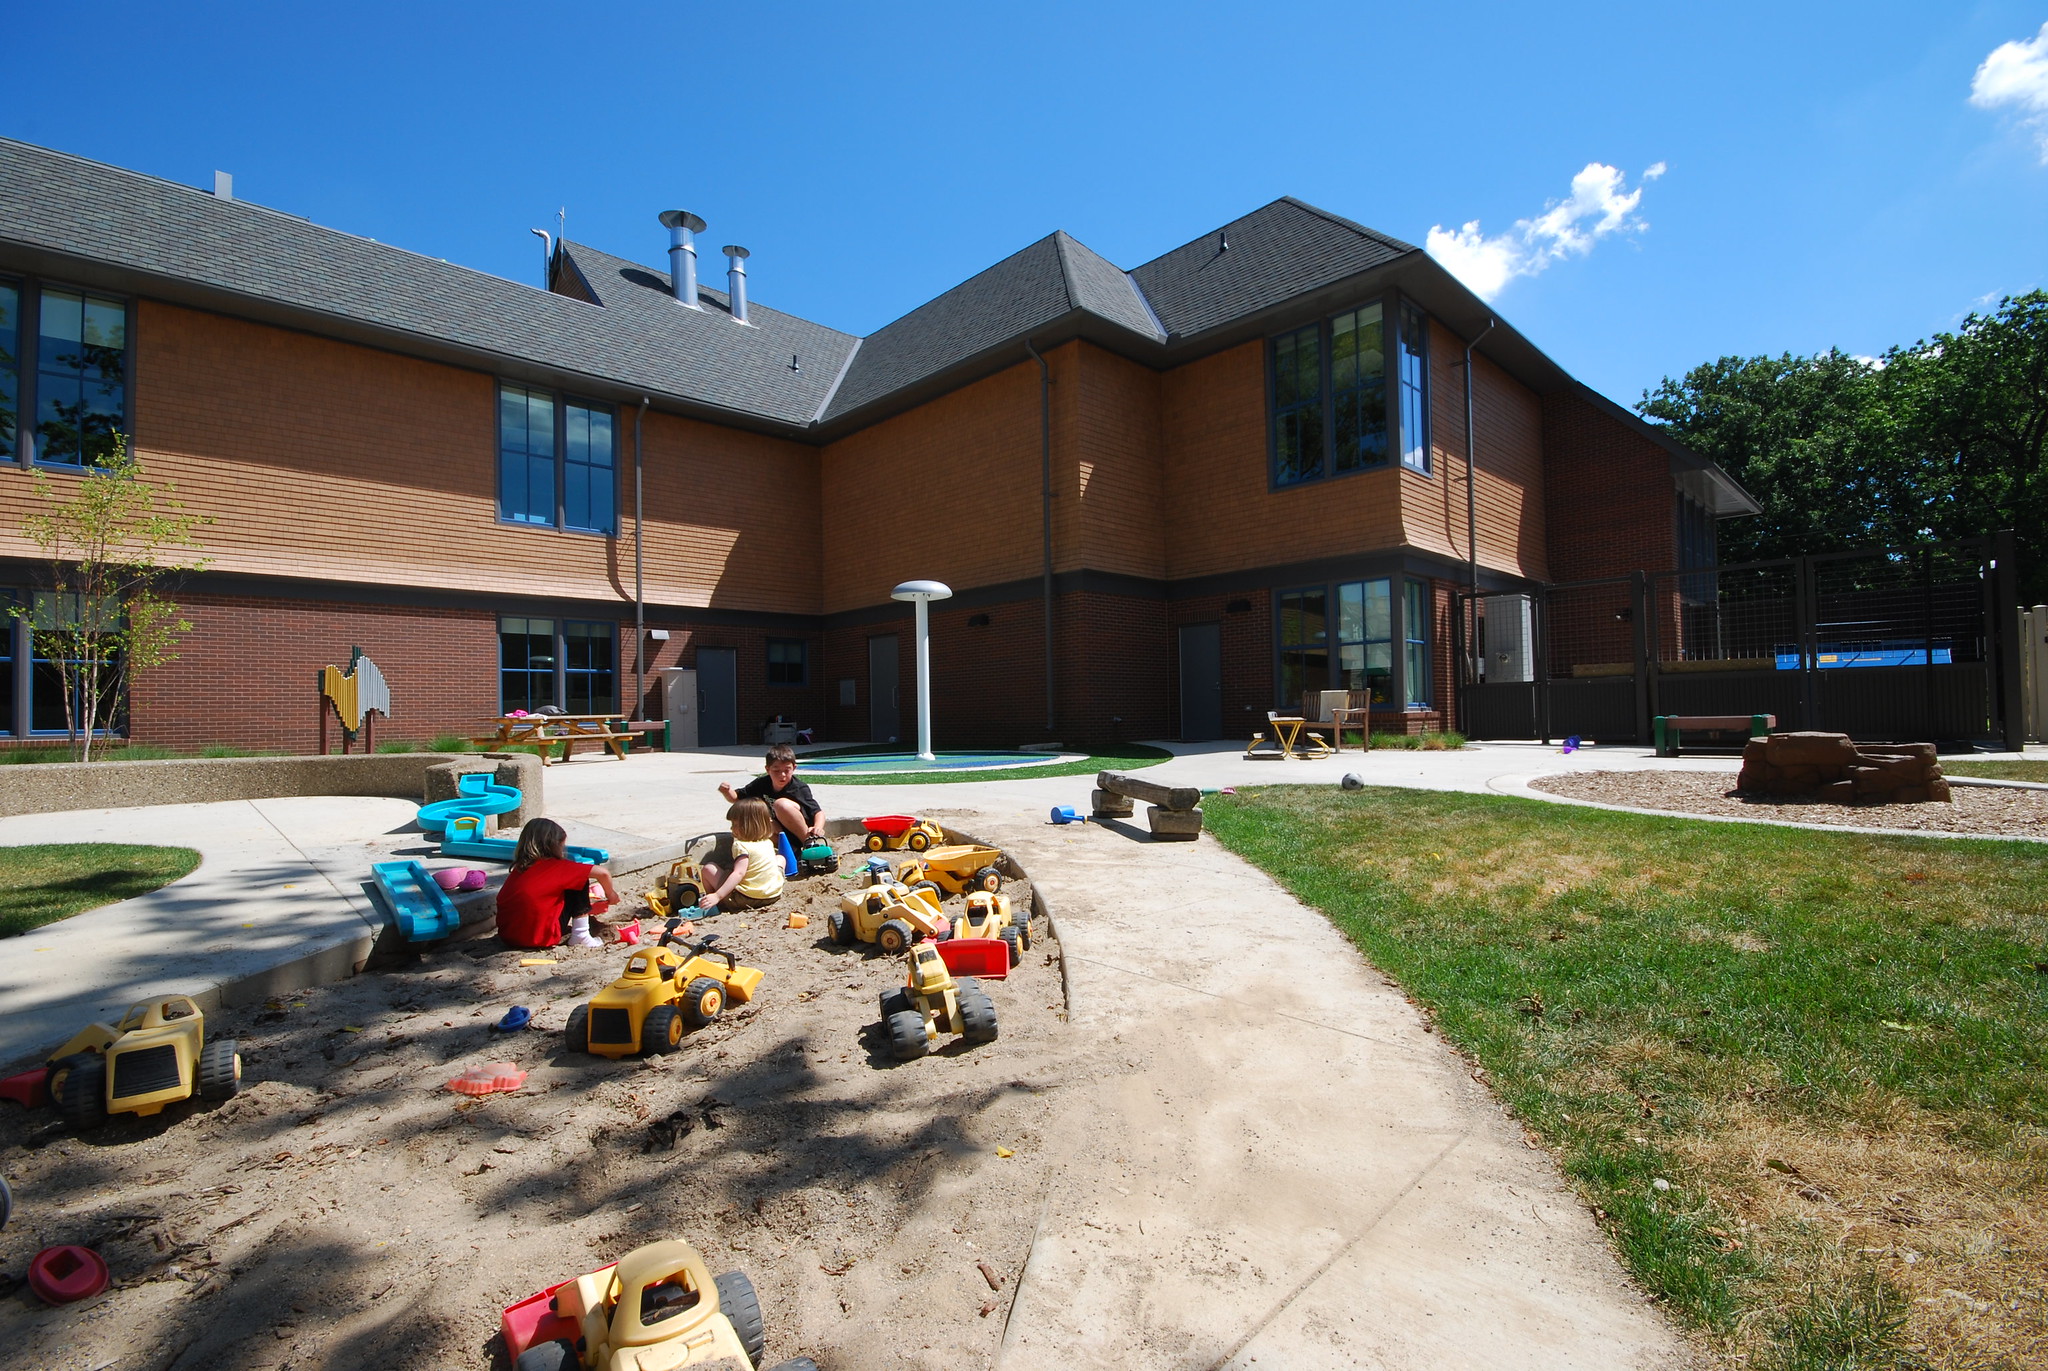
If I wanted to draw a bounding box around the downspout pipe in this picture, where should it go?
[634,397,649,719]
[1462,317,1495,600]
[1024,339,1054,736]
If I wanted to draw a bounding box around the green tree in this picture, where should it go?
[10,438,209,761]
[1641,290,2048,602]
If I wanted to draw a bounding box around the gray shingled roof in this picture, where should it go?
[820,231,1163,422]
[1130,197,1416,338]
[0,137,855,427]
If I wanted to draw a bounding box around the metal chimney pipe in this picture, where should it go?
[658,210,706,307]
[723,245,750,324]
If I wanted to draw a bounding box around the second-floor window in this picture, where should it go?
[1398,302,1430,473]
[498,383,616,533]
[1271,298,1412,488]
[0,283,18,461]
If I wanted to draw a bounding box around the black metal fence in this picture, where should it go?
[1454,532,2023,748]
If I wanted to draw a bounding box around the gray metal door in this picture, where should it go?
[697,648,737,747]
[868,634,900,744]
[1178,623,1224,740]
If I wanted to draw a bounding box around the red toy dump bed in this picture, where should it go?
[502,1264,616,1362]
[861,814,918,837]
[938,938,1010,980]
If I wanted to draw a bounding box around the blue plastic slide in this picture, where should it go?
[416,771,523,834]
[371,859,462,942]
[438,830,610,865]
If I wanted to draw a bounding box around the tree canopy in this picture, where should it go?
[1640,290,2048,603]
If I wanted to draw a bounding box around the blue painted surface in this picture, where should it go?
[798,750,1064,775]
[1774,646,1954,670]
[416,772,523,833]
[437,833,609,865]
[371,859,462,942]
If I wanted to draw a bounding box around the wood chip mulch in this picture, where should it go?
[1530,770,2048,838]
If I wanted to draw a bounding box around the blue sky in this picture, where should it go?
[5,2,2046,407]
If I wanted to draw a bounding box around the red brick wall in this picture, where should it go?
[628,620,827,743]
[1542,392,1677,583]
[1167,592,1275,741]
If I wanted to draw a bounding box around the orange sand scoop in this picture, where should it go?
[446,1062,528,1096]
[787,912,810,929]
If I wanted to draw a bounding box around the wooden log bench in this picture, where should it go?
[1653,713,1776,758]
[1091,769,1203,840]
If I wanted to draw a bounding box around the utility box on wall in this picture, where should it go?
[660,667,698,751]
[1486,594,1536,683]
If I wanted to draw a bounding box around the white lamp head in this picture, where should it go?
[891,580,954,602]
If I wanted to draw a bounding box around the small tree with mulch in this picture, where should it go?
[10,437,209,761]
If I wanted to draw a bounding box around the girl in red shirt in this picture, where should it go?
[495,818,620,950]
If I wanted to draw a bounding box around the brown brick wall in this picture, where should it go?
[1167,592,1275,741]
[1405,325,1550,581]
[629,618,827,743]
[1542,392,1677,583]
[1069,346,1166,580]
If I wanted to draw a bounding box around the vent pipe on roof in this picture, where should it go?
[723,246,750,324]
[658,210,707,307]
[213,171,233,201]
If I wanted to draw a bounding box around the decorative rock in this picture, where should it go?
[1764,732,1860,767]
[1737,731,1949,805]
[1090,788,1135,819]
[1147,805,1204,839]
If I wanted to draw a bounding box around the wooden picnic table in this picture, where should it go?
[470,713,635,765]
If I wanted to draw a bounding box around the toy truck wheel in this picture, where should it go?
[1019,919,1032,951]
[827,910,853,944]
[514,1339,580,1371]
[879,987,911,1017]
[876,919,914,955]
[972,865,1002,893]
[198,1038,242,1100]
[564,1004,591,1054]
[642,1005,684,1055]
[958,984,999,1044]
[714,1270,767,1365]
[682,977,726,1027]
[887,1010,930,1060]
[865,832,887,852]
[1000,925,1023,968]
[53,1053,107,1130]
[673,883,701,908]
[907,830,932,852]
[907,880,942,902]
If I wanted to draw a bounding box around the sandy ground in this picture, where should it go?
[1531,769,2048,837]
[0,837,1069,1371]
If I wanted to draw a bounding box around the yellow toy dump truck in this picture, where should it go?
[881,942,998,1059]
[956,890,1032,968]
[829,881,948,955]
[643,859,707,920]
[896,844,1006,897]
[860,814,946,852]
[46,995,241,1129]
[567,923,763,1059]
[502,1235,819,1371]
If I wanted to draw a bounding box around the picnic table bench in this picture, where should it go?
[469,714,636,765]
[1652,713,1776,758]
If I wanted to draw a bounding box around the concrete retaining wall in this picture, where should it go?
[0,752,545,819]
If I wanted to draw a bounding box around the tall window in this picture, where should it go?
[1331,304,1386,473]
[1398,302,1430,473]
[500,617,616,715]
[1337,579,1392,705]
[1404,580,1431,707]
[767,638,808,687]
[1271,324,1323,487]
[1276,588,1328,706]
[29,592,124,735]
[0,593,14,735]
[0,282,18,461]
[497,384,616,533]
[36,288,127,467]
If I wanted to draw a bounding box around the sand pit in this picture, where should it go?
[0,836,1070,1370]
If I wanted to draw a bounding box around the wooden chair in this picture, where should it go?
[1327,691,1374,751]
[1296,691,1348,752]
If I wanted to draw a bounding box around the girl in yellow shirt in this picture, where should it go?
[698,797,785,911]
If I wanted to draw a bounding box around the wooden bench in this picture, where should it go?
[1091,769,1204,840]
[1653,713,1776,758]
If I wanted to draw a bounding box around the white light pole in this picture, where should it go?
[891,579,952,762]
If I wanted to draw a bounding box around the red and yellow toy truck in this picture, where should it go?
[567,924,763,1059]
[501,1235,817,1371]
[895,843,1005,897]
[829,881,948,954]
[956,889,1031,968]
[880,941,998,1060]
[860,814,946,852]
[42,995,241,1130]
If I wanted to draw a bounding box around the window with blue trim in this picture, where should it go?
[29,592,124,735]
[0,592,14,735]
[1270,300,1397,486]
[1271,325,1323,487]
[35,288,126,468]
[499,617,556,713]
[1337,579,1392,705]
[0,282,18,461]
[500,616,616,715]
[1398,302,1430,473]
[1276,588,1329,705]
[767,638,808,687]
[1404,580,1431,707]
[498,385,616,533]
[1331,304,1386,474]
[563,621,616,713]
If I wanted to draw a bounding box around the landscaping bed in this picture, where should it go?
[1531,769,2048,838]
[0,836,1068,1370]
[1206,785,2048,1371]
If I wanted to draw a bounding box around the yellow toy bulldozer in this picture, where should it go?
[881,942,998,1059]
[46,995,241,1129]
[504,1235,819,1371]
[829,881,948,955]
[567,922,763,1059]
[643,859,707,920]
[957,890,1032,968]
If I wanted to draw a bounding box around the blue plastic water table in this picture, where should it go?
[416,771,522,834]
[371,859,463,941]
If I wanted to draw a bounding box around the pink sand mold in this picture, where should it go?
[446,1063,528,1096]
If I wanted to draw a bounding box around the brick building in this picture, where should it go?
[0,138,1753,751]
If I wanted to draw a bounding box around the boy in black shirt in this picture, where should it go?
[719,743,825,846]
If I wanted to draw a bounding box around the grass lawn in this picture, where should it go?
[1206,786,2048,1371]
[800,742,1172,786]
[1944,760,2048,784]
[0,843,202,937]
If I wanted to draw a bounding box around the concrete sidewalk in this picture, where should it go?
[955,809,1694,1371]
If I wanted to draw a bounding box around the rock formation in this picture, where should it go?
[1735,732,1951,804]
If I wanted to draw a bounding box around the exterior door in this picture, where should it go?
[1179,623,1224,740]
[696,648,737,747]
[868,634,900,744]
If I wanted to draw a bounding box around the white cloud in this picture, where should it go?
[1425,162,1659,301]
[1970,21,2048,160]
